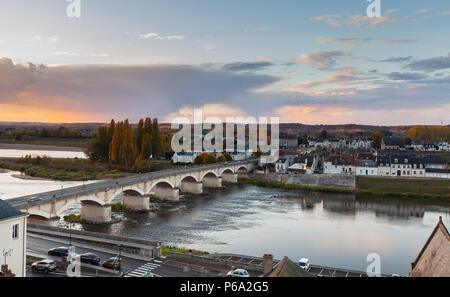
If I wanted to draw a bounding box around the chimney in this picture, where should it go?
[263,254,273,276]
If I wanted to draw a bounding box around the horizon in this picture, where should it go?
[1,0,449,125]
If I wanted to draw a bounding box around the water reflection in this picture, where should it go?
[30,184,450,275]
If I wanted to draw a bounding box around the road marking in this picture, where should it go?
[125,262,161,277]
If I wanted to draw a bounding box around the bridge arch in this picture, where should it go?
[236,166,248,173]
[201,171,219,181]
[148,180,176,194]
[177,175,199,188]
[79,197,105,206]
[219,168,235,176]
[27,209,51,220]
[108,187,144,204]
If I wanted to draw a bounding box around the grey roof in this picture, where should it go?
[0,200,26,222]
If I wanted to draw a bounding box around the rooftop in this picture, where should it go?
[0,199,27,222]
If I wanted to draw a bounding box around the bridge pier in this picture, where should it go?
[180,181,203,194]
[154,186,180,201]
[222,173,238,183]
[203,176,223,188]
[123,194,150,211]
[81,201,111,223]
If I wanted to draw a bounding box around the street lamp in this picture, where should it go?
[1,249,12,274]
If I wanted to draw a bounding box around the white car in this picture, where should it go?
[226,269,250,277]
[298,258,310,270]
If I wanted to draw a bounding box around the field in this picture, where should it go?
[357,176,450,197]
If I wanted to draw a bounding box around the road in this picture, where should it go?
[27,235,206,277]
[8,159,255,209]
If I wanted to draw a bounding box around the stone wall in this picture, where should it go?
[252,173,356,189]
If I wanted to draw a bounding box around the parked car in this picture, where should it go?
[79,253,100,265]
[298,258,310,270]
[31,259,57,273]
[28,197,41,203]
[48,247,69,257]
[102,257,121,270]
[226,269,250,277]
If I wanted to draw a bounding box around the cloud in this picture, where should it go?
[291,67,370,90]
[442,11,450,15]
[32,35,58,43]
[386,72,428,81]
[415,9,428,14]
[258,56,277,62]
[0,57,278,122]
[51,52,109,57]
[405,53,450,72]
[316,37,372,49]
[221,61,273,72]
[377,39,417,45]
[374,56,414,63]
[313,12,397,27]
[291,50,346,70]
[137,33,186,40]
[203,42,216,51]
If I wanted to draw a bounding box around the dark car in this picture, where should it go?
[31,259,57,273]
[48,247,69,257]
[102,257,121,270]
[79,253,100,265]
[28,197,41,203]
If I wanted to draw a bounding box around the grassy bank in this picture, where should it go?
[238,178,356,195]
[161,246,209,257]
[357,176,449,197]
[239,176,450,200]
[0,158,124,181]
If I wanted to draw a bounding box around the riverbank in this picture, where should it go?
[0,142,85,152]
[239,176,450,200]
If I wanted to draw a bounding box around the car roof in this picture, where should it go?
[234,269,248,273]
[41,259,56,263]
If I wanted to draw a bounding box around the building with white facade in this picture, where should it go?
[0,200,27,277]
[324,155,356,175]
[172,151,198,164]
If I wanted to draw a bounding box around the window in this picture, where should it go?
[12,224,19,240]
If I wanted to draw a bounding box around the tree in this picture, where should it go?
[151,118,161,157]
[135,119,145,156]
[216,155,226,162]
[205,153,216,164]
[371,129,383,149]
[194,155,204,164]
[141,133,152,159]
[222,153,232,161]
[316,129,328,140]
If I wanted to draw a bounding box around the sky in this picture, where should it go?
[0,0,449,125]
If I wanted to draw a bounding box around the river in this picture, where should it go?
[30,183,450,276]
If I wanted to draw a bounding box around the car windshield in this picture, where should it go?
[299,262,306,266]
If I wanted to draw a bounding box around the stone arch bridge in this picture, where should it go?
[10,160,256,223]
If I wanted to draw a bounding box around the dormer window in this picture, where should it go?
[394,159,398,163]
[405,159,408,163]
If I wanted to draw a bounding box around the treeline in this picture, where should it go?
[406,126,450,142]
[194,153,232,165]
[86,118,171,166]
[0,126,90,140]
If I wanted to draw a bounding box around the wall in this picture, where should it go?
[0,216,27,277]
[253,173,356,189]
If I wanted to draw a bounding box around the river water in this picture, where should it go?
[30,183,450,276]
[0,149,86,159]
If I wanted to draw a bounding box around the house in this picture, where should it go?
[423,155,448,169]
[410,216,450,277]
[324,155,356,175]
[381,137,405,150]
[350,139,371,151]
[279,135,298,149]
[389,154,418,177]
[425,168,450,179]
[0,200,28,277]
[356,159,378,176]
[275,158,290,173]
[376,155,392,176]
[288,154,316,174]
[171,151,198,164]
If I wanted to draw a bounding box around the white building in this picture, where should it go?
[275,158,290,173]
[324,155,356,175]
[350,139,371,150]
[356,160,378,176]
[425,169,450,179]
[0,200,27,277]
[172,151,198,164]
